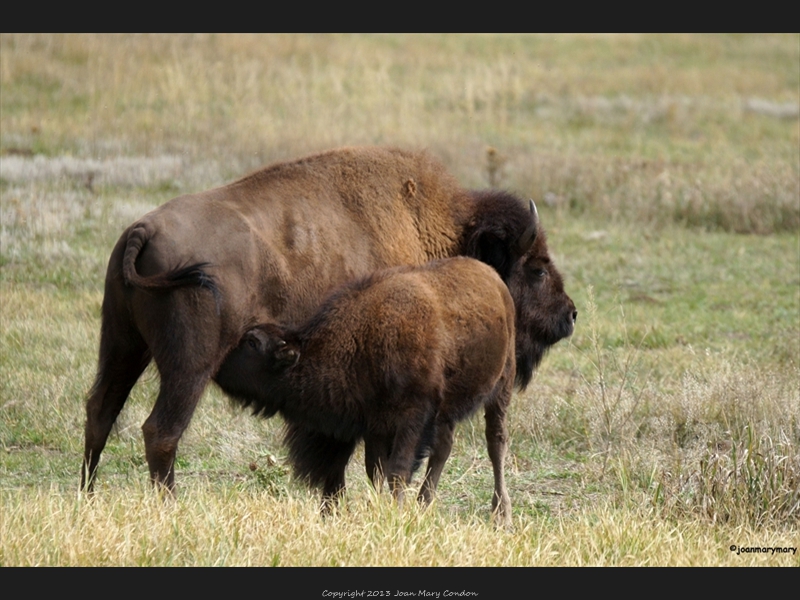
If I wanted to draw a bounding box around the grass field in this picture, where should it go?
[1,34,798,568]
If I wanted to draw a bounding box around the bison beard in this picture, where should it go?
[82,145,575,495]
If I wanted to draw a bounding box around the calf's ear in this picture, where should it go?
[273,341,300,369]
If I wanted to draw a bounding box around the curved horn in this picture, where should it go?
[514,199,538,255]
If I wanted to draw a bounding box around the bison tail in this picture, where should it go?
[122,224,221,311]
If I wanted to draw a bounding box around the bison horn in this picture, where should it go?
[514,199,538,255]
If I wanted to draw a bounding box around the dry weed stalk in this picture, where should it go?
[580,286,650,474]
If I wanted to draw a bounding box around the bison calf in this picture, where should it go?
[216,257,518,522]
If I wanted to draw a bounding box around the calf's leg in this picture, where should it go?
[383,416,430,507]
[320,438,358,514]
[417,419,455,505]
[284,424,358,514]
[364,434,392,492]
[484,398,512,526]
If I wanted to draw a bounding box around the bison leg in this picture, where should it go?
[284,424,358,513]
[417,419,456,506]
[131,288,227,492]
[384,422,428,508]
[319,438,358,514]
[82,325,151,492]
[364,434,392,492]
[484,398,512,526]
[141,368,212,492]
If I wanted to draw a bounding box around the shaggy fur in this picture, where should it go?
[215,258,519,522]
[82,146,575,493]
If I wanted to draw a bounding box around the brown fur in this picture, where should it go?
[82,146,575,493]
[215,258,518,523]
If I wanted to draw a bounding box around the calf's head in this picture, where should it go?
[215,324,299,417]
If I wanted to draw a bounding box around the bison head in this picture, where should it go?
[215,324,299,417]
[464,192,576,389]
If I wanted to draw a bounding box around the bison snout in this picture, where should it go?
[560,301,577,338]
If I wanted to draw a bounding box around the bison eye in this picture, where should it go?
[532,268,547,279]
[247,338,259,350]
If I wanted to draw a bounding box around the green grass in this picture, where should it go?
[1,33,798,566]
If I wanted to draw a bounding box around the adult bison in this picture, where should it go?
[82,145,576,492]
[215,258,519,522]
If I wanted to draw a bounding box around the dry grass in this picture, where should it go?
[1,485,797,567]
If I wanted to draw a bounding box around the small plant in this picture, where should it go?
[246,454,290,496]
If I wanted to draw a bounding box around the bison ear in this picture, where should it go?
[273,340,300,369]
[465,193,540,281]
[469,233,513,281]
